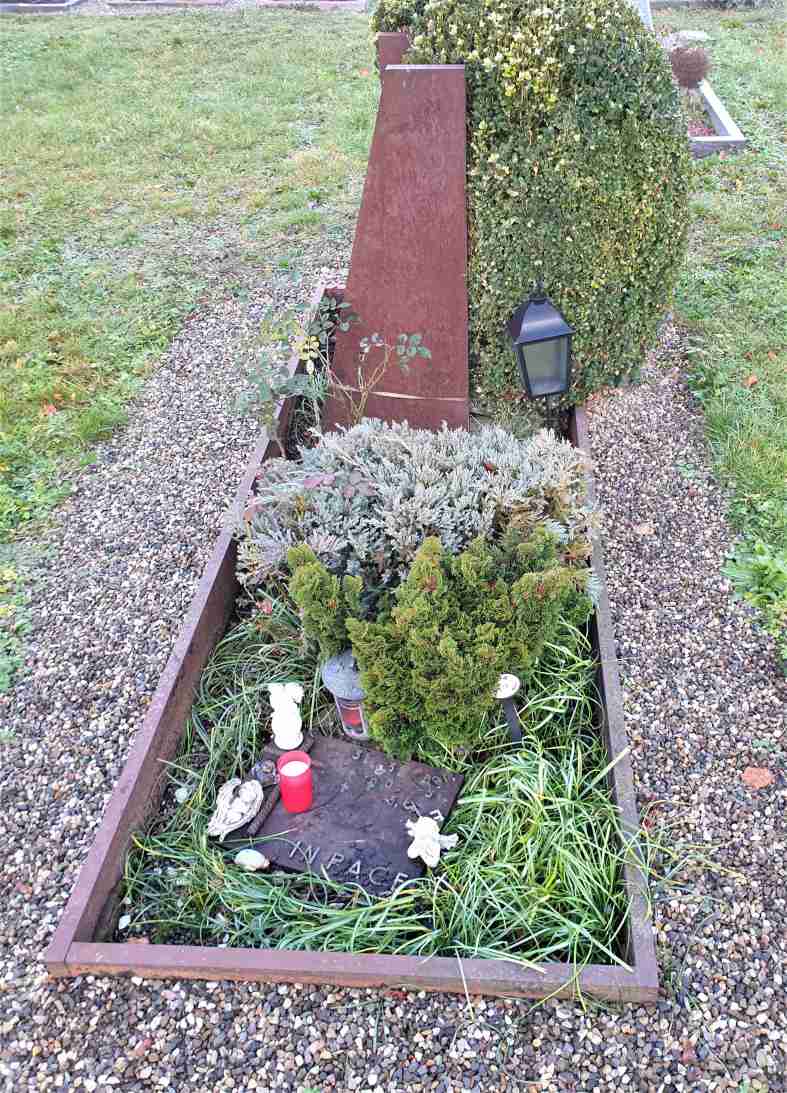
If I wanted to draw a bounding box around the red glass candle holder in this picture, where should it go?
[335,697,368,740]
[277,751,313,814]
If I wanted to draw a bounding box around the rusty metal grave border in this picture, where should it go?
[44,283,659,1001]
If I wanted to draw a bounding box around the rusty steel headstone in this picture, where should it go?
[247,736,463,894]
[324,63,469,433]
[376,31,410,81]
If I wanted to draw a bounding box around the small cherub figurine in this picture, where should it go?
[268,682,305,750]
[406,816,459,868]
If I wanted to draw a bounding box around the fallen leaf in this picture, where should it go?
[243,501,264,521]
[743,375,758,388]
[359,68,370,77]
[767,351,777,361]
[680,1039,697,1065]
[742,766,775,790]
[40,403,58,416]
[127,937,150,945]
[633,522,655,536]
[384,989,408,1000]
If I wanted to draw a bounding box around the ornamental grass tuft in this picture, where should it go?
[121,611,634,969]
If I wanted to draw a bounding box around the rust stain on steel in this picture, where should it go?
[325,65,469,432]
[45,399,658,1002]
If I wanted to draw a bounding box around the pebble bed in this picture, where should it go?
[2,307,786,1090]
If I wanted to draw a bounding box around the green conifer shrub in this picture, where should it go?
[287,544,364,659]
[343,532,593,759]
[372,0,691,409]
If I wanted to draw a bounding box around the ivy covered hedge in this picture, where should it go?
[373,0,692,409]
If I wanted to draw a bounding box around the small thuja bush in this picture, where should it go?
[373,0,692,408]
[286,542,364,659]
[237,419,596,593]
[291,531,593,759]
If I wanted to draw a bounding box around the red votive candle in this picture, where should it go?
[277,751,313,814]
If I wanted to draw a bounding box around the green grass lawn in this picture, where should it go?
[0,10,376,689]
[656,7,787,662]
[0,10,376,540]
[2,8,785,682]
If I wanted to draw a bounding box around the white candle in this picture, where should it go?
[281,760,309,778]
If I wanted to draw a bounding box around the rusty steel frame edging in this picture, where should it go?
[44,295,658,1001]
[43,282,325,975]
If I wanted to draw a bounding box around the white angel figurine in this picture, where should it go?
[268,682,305,750]
[406,816,459,868]
[206,779,264,841]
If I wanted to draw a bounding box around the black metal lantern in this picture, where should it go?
[506,286,574,426]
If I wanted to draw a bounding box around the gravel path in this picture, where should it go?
[2,318,786,1090]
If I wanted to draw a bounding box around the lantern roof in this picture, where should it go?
[506,290,574,347]
[321,649,364,701]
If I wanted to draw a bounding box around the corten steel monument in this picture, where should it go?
[326,41,469,431]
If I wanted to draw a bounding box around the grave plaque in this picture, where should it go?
[245,736,464,894]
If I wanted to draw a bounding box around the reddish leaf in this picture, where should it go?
[743,375,758,388]
[258,600,273,616]
[40,403,57,416]
[742,767,775,790]
[243,501,264,521]
[384,989,408,1001]
[767,351,777,361]
[359,68,370,77]
[680,1039,697,1065]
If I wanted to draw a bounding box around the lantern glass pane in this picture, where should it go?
[335,697,369,741]
[523,337,569,397]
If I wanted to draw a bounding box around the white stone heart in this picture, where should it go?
[234,849,270,872]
